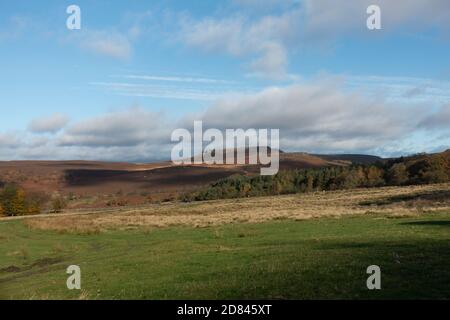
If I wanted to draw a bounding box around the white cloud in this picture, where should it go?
[80,30,132,60]
[28,114,69,134]
[232,0,294,8]
[419,104,450,130]
[177,1,450,79]
[303,0,450,39]
[0,132,21,149]
[1,78,449,161]
[345,75,450,105]
[180,16,245,55]
[179,9,301,79]
[248,42,288,79]
[189,81,427,153]
[121,75,236,84]
[90,82,231,101]
[58,108,170,148]
[0,108,173,162]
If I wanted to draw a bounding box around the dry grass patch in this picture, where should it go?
[25,215,103,234]
[23,183,450,233]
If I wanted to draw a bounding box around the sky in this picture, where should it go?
[0,0,449,161]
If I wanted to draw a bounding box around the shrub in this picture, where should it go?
[51,196,67,213]
[0,185,27,216]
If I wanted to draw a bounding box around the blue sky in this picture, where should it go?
[0,0,449,161]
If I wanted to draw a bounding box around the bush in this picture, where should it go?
[0,185,28,216]
[51,196,67,213]
[25,192,49,215]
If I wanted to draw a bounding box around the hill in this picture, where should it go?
[311,153,383,164]
[186,150,450,201]
[0,152,354,209]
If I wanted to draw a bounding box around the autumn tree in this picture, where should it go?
[0,185,26,216]
[387,163,409,185]
[0,185,44,216]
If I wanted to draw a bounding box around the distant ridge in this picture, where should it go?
[312,154,383,165]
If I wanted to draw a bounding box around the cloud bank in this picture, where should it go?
[1,79,448,161]
[28,114,69,134]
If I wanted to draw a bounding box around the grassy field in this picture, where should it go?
[18,183,450,232]
[1,214,449,299]
[1,184,450,299]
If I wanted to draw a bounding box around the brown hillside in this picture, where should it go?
[0,152,370,208]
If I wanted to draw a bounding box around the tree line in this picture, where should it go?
[0,184,67,217]
[182,150,450,202]
[0,185,43,216]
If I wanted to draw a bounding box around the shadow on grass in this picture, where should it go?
[400,220,450,227]
[318,241,418,250]
[221,237,450,300]
[359,189,450,206]
[305,238,450,299]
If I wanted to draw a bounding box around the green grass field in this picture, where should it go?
[1,211,450,300]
